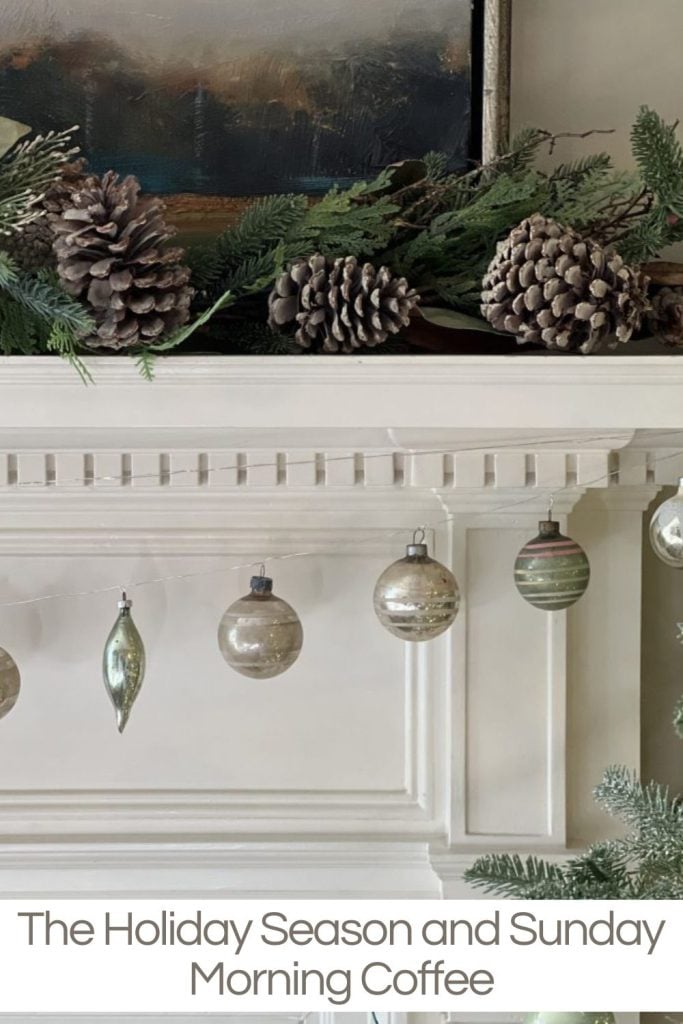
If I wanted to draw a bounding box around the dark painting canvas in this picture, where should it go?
[0,0,473,208]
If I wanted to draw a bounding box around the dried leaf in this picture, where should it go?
[0,116,31,160]
[419,306,503,334]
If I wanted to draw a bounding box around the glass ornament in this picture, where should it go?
[514,518,590,611]
[103,591,146,733]
[373,530,460,641]
[218,569,303,679]
[0,647,20,722]
[649,477,683,566]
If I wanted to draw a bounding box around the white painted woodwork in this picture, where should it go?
[0,356,674,901]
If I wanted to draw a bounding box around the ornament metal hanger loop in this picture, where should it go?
[412,527,427,546]
[258,563,267,578]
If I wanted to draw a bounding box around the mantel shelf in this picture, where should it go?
[0,355,682,443]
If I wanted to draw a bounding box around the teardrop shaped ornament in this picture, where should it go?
[103,592,146,732]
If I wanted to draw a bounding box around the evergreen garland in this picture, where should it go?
[2,106,683,372]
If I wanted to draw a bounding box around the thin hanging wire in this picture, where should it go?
[2,427,682,490]
[0,435,678,611]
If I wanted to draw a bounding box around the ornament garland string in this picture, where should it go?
[1,435,683,730]
[0,431,681,612]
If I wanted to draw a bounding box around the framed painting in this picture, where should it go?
[0,0,510,231]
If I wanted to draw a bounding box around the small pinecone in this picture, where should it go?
[3,161,86,272]
[648,286,683,346]
[52,171,193,350]
[481,214,649,353]
[268,253,420,352]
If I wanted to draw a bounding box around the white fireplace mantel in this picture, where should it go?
[0,355,679,898]
[2,354,683,439]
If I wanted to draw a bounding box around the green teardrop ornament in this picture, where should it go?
[102,592,146,733]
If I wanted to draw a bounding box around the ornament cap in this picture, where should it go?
[117,590,132,611]
[538,519,561,537]
[406,527,429,558]
[406,543,429,558]
[250,574,274,594]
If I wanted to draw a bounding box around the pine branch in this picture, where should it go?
[0,290,41,355]
[550,152,613,186]
[464,854,569,899]
[188,194,307,293]
[613,107,683,261]
[593,766,683,870]
[2,270,93,334]
[632,106,683,209]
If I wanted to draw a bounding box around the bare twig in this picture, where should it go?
[544,127,615,154]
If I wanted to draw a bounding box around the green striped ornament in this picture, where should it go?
[514,519,590,611]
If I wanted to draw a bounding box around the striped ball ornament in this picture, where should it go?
[374,536,460,642]
[514,519,590,611]
[218,573,303,678]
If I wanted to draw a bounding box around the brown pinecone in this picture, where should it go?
[268,253,420,352]
[4,160,86,271]
[52,171,193,350]
[481,214,649,353]
[648,286,683,346]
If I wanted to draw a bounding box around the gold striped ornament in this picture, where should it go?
[514,519,590,611]
[373,530,460,641]
[218,570,303,679]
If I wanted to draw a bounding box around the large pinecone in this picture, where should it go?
[4,160,85,271]
[52,171,193,350]
[481,214,649,353]
[268,254,420,352]
[648,286,683,346]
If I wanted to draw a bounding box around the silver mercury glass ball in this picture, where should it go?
[373,534,460,641]
[0,647,20,722]
[218,572,303,679]
[650,478,683,567]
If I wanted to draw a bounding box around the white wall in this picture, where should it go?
[511,0,683,171]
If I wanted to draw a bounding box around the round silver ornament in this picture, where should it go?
[650,477,683,567]
[0,647,20,722]
[218,570,303,679]
[103,592,146,733]
[373,530,460,641]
